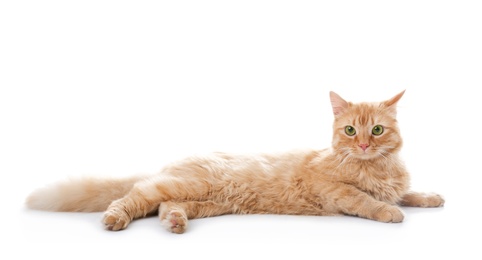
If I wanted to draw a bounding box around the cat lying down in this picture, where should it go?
[26,90,444,234]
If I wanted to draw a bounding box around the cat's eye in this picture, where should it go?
[372,125,384,135]
[345,126,356,136]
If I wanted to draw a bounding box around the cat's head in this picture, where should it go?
[330,90,405,160]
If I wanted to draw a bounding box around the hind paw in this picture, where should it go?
[103,208,131,231]
[161,210,188,234]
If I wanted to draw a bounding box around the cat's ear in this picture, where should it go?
[330,91,349,116]
[381,90,405,116]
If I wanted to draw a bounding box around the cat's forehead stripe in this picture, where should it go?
[349,104,379,126]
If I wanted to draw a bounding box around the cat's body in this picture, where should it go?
[27,91,444,233]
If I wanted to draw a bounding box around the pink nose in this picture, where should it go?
[359,143,369,151]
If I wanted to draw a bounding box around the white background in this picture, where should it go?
[1,0,481,259]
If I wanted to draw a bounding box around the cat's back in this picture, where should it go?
[160,149,315,184]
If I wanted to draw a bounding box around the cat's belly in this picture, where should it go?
[238,200,334,216]
[209,181,334,216]
[234,197,334,216]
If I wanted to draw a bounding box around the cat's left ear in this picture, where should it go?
[381,90,406,116]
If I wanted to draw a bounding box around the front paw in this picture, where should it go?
[103,208,131,231]
[423,193,445,207]
[401,192,445,208]
[372,205,404,223]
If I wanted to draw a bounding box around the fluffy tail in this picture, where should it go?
[26,175,146,212]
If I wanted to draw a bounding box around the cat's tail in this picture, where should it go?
[26,175,147,212]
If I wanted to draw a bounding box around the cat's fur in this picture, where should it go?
[26,91,444,234]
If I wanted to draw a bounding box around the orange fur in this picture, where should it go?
[26,90,444,233]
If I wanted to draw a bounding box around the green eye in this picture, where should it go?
[372,125,384,135]
[345,126,356,136]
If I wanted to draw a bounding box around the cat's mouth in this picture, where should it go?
[354,147,380,159]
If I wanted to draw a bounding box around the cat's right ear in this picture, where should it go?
[330,91,348,116]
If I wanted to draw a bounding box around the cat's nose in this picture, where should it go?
[359,143,369,151]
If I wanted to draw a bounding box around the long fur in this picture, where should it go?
[26,90,444,233]
[26,176,146,212]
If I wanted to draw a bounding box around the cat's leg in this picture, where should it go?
[400,191,445,207]
[102,191,158,231]
[159,201,233,234]
[102,176,210,231]
[329,184,404,223]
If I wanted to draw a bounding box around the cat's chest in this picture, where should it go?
[344,163,408,204]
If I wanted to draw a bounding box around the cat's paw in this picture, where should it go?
[401,192,445,207]
[372,205,404,223]
[422,193,445,207]
[161,210,188,234]
[102,208,131,231]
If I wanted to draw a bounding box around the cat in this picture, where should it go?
[26,90,444,234]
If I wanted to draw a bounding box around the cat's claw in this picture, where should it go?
[102,209,131,231]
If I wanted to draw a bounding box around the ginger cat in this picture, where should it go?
[26,90,444,234]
